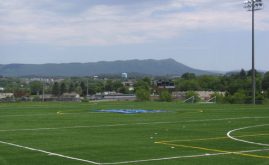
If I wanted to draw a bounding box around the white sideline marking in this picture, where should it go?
[1,139,269,165]
[0,112,102,118]
[101,148,269,164]
[227,124,269,147]
[0,124,129,132]
[102,153,227,164]
[0,140,100,165]
[0,114,57,117]
[1,116,269,132]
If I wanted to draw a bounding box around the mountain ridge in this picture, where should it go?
[0,59,213,77]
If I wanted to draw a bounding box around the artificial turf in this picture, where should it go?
[0,101,268,165]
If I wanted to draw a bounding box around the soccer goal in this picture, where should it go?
[183,96,195,103]
[205,96,217,104]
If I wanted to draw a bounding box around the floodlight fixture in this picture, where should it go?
[244,0,264,10]
[243,0,263,104]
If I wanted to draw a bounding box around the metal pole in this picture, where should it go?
[42,80,45,102]
[87,79,89,97]
[252,0,256,104]
[244,0,263,104]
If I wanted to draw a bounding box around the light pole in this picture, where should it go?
[86,78,89,97]
[42,80,45,102]
[243,0,263,104]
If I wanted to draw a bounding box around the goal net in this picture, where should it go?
[183,96,195,103]
[202,96,217,104]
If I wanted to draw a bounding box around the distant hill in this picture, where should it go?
[0,59,213,77]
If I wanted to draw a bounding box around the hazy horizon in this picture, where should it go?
[1,58,267,73]
[0,0,268,71]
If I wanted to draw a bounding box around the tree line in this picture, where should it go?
[174,70,269,103]
[1,69,269,103]
[134,69,269,103]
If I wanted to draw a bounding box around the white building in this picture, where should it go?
[0,93,14,99]
[121,73,128,79]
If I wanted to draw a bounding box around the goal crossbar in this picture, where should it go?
[206,96,216,103]
[183,96,195,103]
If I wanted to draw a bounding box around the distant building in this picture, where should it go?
[89,92,136,101]
[41,93,81,102]
[93,76,99,80]
[155,80,175,89]
[60,93,81,102]
[121,73,128,79]
[0,93,14,99]
[122,80,135,91]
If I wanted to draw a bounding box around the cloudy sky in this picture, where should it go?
[0,0,268,71]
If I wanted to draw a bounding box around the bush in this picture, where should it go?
[32,96,41,102]
[135,87,150,101]
[159,90,172,102]
[81,98,89,102]
[232,90,247,104]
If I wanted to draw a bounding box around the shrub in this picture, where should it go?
[159,90,172,102]
[135,87,150,101]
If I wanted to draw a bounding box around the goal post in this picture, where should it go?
[183,96,195,103]
[206,96,217,104]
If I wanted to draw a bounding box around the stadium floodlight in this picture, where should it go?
[244,0,264,10]
[243,0,263,104]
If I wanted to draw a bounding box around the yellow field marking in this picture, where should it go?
[156,141,228,153]
[157,133,269,143]
[156,133,269,159]
[156,141,269,159]
[57,111,64,115]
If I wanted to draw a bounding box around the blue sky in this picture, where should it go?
[0,0,268,71]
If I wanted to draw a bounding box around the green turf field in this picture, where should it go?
[0,101,269,165]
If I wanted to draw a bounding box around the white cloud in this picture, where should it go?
[0,0,268,46]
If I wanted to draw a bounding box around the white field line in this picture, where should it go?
[227,124,269,147]
[0,112,103,118]
[1,116,269,132]
[101,153,227,165]
[0,139,268,165]
[0,140,100,165]
[101,148,269,165]
[0,114,58,117]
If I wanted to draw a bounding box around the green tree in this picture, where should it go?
[239,69,247,79]
[198,75,221,91]
[135,79,150,91]
[159,90,172,102]
[135,87,150,101]
[80,81,87,96]
[134,78,152,101]
[60,82,67,95]
[181,73,196,80]
[52,82,60,96]
[142,77,151,86]
[176,79,200,91]
[262,72,269,97]
[231,90,247,104]
[112,80,123,92]
[118,86,129,94]
[29,81,42,95]
[75,86,82,95]
[69,82,75,93]
[104,80,113,91]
